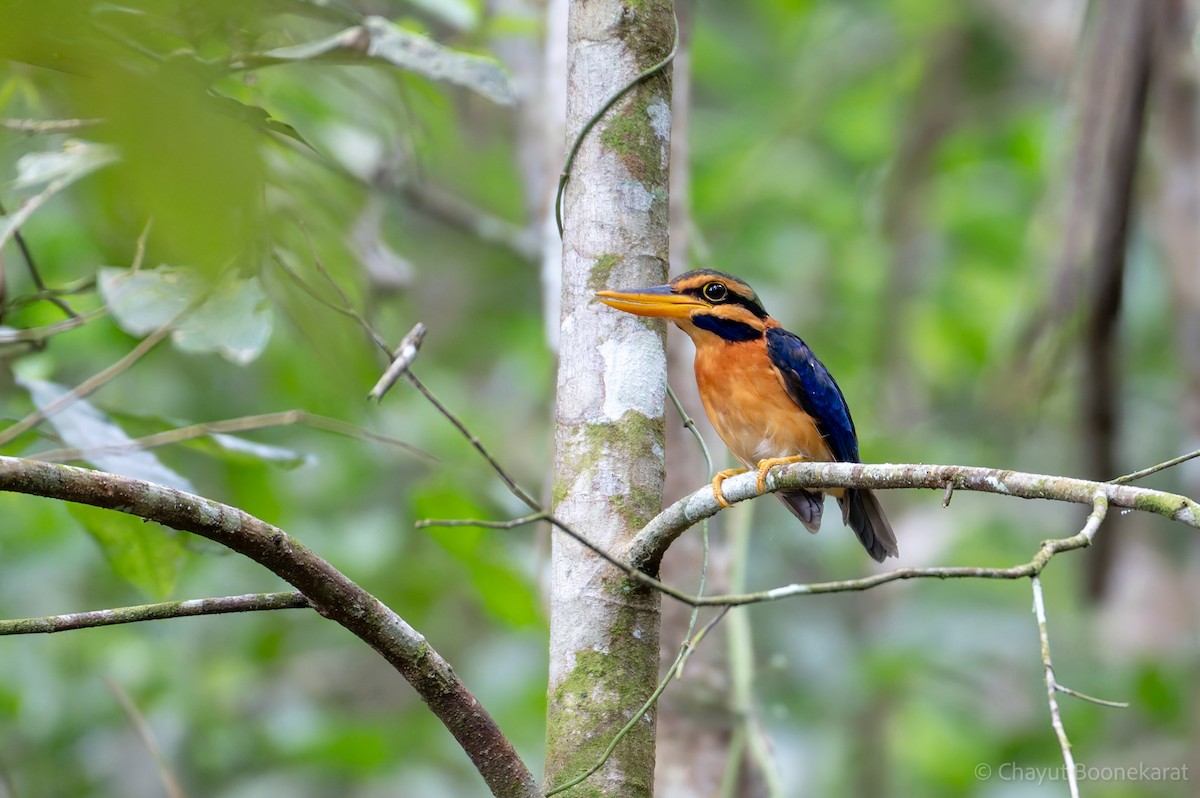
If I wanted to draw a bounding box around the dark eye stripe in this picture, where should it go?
[681,281,768,319]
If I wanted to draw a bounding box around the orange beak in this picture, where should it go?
[595,285,704,320]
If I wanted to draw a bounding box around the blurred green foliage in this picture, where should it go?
[1,0,1196,796]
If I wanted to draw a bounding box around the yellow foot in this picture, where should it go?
[754,455,810,494]
[711,468,748,508]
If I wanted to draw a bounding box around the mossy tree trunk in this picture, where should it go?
[545,0,674,795]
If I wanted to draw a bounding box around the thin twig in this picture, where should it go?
[0,118,102,133]
[130,218,153,273]
[726,500,785,795]
[1031,493,1108,798]
[269,248,392,355]
[29,409,433,463]
[1055,684,1129,709]
[667,382,713,476]
[106,679,189,798]
[416,513,547,530]
[402,370,543,511]
[368,323,427,401]
[372,333,686,604]
[0,308,107,344]
[5,277,97,311]
[0,306,188,448]
[0,197,76,318]
[1033,574,1080,798]
[0,592,310,635]
[1110,448,1200,485]
[0,754,14,798]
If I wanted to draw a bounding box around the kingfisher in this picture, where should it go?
[596,269,898,562]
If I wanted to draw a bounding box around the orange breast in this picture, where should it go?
[692,337,833,468]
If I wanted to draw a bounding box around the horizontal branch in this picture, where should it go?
[0,117,102,133]
[657,495,1106,607]
[0,456,539,798]
[30,408,433,464]
[627,461,1198,571]
[0,308,107,344]
[0,592,310,635]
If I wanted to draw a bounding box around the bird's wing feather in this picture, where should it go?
[764,327,860,463]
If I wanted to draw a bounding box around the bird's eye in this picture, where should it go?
[702,282,728,302]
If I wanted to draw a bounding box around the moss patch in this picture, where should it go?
[581,410,664,531]
[552,477,570,509]
[544,593,659,796]
[587,253,623,293]
[618,0,676,72]
[600,93,666,187]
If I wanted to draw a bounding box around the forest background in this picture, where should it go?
[1,0,1197,796]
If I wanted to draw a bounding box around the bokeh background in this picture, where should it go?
[1,0,1197,796]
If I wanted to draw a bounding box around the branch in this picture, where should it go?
[0,592,310,635]
[368,323,427,401]
[1111,448,1200,485]
[0,196,79,319]
[0,308,107,345]
[0,118,102,133]
[628,461,1199,572]
[29,409,433,464]
[1028,495,1130,798]
[0,456,540,798]
[370,327,1197,615]
[415,513,547,530]
[1033,573,1081,798]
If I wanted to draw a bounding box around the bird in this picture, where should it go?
[596,269,898,562]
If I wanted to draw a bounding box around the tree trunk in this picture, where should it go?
[545,1,674,796]
[1151,0,1200,498]
[1073,0,1154,599]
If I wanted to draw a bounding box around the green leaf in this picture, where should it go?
[465,558,542,628]
[258,16,515,105]
[16,376,195,492]
[9,140,119,192]
[97,266,199,335]
[416,484,541,628]
[98,266,274,364]
[0,140,118,253]
[67,503,183,598]
[173,274,273,364]
[79,61,267,278]
[201,433,312,469]
[209,93,314,149]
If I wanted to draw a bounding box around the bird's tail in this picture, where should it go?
[776,489,824,533]
[838,489,899,563]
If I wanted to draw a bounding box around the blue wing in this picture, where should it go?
[765,327,860,463]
